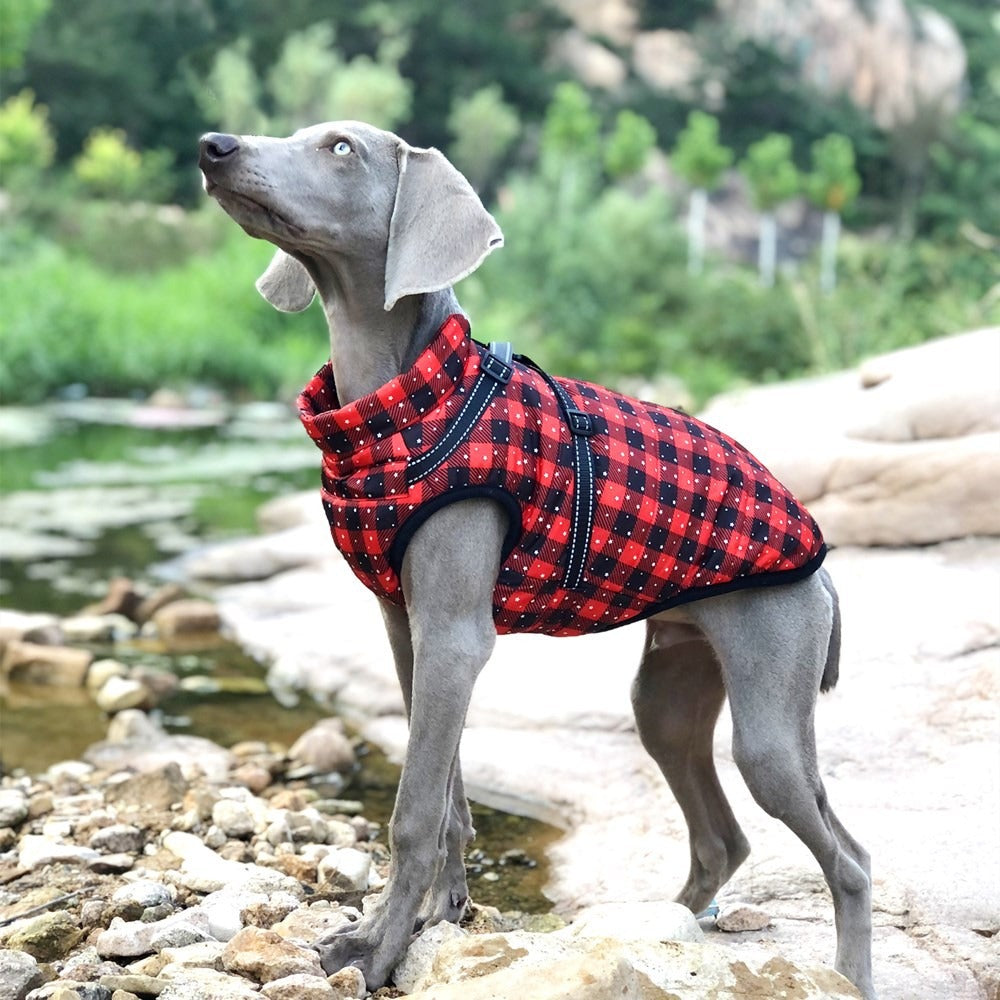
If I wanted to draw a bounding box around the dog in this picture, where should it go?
[199,121,875,999]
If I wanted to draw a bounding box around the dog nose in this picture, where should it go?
[199,132,240,168]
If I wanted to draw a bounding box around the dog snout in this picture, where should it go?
[199,132,241,171]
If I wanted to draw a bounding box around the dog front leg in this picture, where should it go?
[316,501,504,989]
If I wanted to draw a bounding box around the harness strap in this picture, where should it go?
[406,342,513,485]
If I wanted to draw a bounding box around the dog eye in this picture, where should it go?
[331,140,352,156]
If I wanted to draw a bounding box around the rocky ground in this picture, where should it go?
[2,329,997,999]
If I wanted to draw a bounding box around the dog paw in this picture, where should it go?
[314,925,396,990]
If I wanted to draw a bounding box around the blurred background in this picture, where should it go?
[1,0,997,408]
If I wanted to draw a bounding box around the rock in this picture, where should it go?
[96,910,212,959]
[0,948,43,1000]
[260,973,336,999]
[0,610,63,647]
[25,984,111,1000]
[392,921,468,993]
[104,709,161,744]
[566,901,703,943]
[238,895,300,931]
[94,677,151,714]
[17,834,98,870]
[87,854,135,875]
[133,585,185,626]
[89,824,145,855]
[229,763,271,795]
[3,911,84,961]
[86,660,130,693]
[1,641,92,685]
[287,720,356,775]
[317,849,370,893]
[272,905,354,943]
[61,615,135,644]
[80,577,142,622]
[0,789,28,829]
[325,967,366,1000]
[103,764,188,812]
[158,968,260,1000]
[210,801,255,840]
[151,600,220,637]
[98,976,164,997]
[108,881,173,921]
[156,940,226,973]
[184,528,324,583]
[160,831,299,896]
[220,927,324,983]
[716,903,773,932]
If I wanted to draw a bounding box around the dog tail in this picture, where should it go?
[819,567,841,694]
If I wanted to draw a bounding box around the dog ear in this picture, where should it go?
[384,144,504,311]
[256,250,316,312]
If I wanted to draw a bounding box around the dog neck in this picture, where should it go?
[306,255,462,404]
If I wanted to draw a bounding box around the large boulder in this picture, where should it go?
[698,328,1000,546]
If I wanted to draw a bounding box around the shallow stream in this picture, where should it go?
[0,399,558,912]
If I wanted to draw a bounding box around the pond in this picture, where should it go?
[0,398,559,912]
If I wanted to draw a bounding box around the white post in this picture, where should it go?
[759,211,776,287]
[687,187,707,276]
[820,210,841,293]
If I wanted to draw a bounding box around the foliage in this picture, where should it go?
[0,0,50,70]
[447,85,521,193]
[604,110,657,180]
[672,111,732,191]
[199,38,269,135]
[805,134,861,214]
[740,133,800,211]
[0,89,55,174]
[0,232,326,404]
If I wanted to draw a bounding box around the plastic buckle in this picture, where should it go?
[481,352,513,384]
[566,408,595,436]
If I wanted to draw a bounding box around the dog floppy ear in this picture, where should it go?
[384,144,504,311]
[256,250,316,312]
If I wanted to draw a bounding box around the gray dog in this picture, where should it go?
[199,121,875,999]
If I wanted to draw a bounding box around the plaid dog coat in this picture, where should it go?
[298,315,826,637]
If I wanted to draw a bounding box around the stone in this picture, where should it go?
[88,854,135,874]
[157,968,260,1000]
[96,910,212,959]
[86,659,130,693]
[89,824,145,855]
[98,975,164,997]
[220,927,324,983]
[103,764,188,812]
[210,801,255,840]
[108,881,173,920]
[287,720,356,775]
[155,940,227,973]
[25,985,112,1000]
[150,600,220,638]
[94,677,151,714]
[566,900,703,943]
[1,641,92,685]
[391,921,468,994]
[81,577,142,621]
[61,615,135,644]
[716,903,773,933]
[0,789,28,829]
[3,911,84,961]
[238,894,299,931]
[317,849,370,893]
[325,967,366,1000]
[260,973,336,999]
[0,948,42,1000]
[0,610,63,647]
[17,835,98,870]
[133,585,185,626]
[161,832,299,896]
[229,763,271,795]
[272,905,354,943]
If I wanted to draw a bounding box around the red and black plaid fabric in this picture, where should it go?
[298,314,826,637]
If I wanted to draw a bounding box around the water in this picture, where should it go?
[0,400,559,912]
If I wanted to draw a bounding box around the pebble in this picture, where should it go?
[0,788,28,828]
[89,824,145,855]
[287,720,356,774]
[716,903,773,933]
[4,911,85,962]
[18,834,99,870]
[211,800,255,839]
[317,848,371,893]
[326,966,367,1000]
[94,677,150,714]
[86,659,130,692]
[0,948,43,998]
[221,927,324,983]
[261,972,337,998]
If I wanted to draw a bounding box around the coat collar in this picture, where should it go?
[298,314,475,457]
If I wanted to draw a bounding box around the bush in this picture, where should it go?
[0,89,55,175]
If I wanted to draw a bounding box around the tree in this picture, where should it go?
[741,133,799,287]
[0,90,55,175]
[672,111,732,276]
[805,133,861,293]
[447,85,520,193]
[0,0,50,71]
[604,109,657,180]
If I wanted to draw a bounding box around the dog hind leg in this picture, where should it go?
[632,619,751,914]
